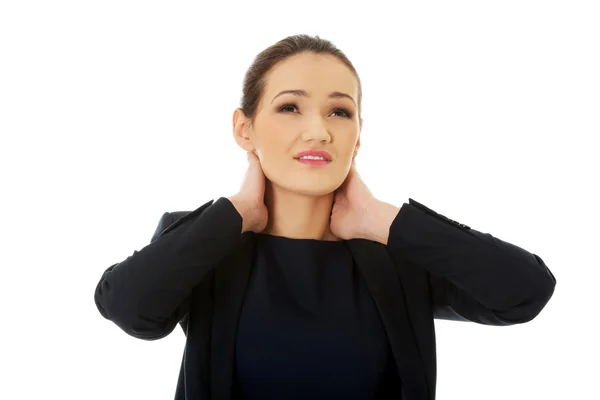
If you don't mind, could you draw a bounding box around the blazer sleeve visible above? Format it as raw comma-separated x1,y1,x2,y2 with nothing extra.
94,197,243,340
386,198,556,326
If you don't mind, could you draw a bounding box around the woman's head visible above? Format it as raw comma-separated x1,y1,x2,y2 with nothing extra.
233,34,363,197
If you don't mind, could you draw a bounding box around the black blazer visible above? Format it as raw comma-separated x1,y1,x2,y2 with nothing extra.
94,197,556,400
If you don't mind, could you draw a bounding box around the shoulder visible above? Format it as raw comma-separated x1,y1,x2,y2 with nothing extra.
168,211,192,221
150,199,216,242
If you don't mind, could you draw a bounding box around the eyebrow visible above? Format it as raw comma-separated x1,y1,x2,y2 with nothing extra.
271,89,356,106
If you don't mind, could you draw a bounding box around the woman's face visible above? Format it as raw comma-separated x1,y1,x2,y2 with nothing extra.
233,52,362,197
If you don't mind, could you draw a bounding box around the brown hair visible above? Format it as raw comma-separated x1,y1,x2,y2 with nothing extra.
239,34,363,130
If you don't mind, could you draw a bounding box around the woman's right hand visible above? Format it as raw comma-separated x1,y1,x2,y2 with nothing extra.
227,151,269,233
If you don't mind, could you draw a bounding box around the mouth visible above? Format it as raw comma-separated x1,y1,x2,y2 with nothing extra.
295,156,331,166
294,150,332,165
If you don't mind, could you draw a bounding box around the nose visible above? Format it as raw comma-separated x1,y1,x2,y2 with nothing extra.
301,120,332,143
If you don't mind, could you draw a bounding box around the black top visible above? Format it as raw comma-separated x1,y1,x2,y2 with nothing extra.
234,233,403,399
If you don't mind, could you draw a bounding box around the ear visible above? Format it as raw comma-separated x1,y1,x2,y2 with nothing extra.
232,108,255,152
354,135,361,159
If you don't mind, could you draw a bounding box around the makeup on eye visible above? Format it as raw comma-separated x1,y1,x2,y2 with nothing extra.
278,103,354,118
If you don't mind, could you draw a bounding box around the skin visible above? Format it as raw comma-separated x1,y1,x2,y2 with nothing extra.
232,52,399,242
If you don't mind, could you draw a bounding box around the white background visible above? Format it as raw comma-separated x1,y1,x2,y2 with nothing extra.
1,1,598,399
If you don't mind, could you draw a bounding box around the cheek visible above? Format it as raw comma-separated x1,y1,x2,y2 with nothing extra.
339,138,359,159
255,132,292,160
255,141,289,178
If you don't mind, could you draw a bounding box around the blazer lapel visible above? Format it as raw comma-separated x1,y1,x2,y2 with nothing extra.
210,233,255,400
348,239,431,400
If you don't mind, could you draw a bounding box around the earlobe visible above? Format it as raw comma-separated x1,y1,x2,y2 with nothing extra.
233,133,255,153
232,108,255,152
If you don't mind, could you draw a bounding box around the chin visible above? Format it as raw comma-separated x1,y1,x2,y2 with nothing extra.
270,174,343,198
289,185,338,197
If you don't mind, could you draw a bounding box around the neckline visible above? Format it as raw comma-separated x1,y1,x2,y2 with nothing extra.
256,232,345,244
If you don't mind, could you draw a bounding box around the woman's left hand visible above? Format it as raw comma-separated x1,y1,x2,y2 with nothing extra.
330,161,379,240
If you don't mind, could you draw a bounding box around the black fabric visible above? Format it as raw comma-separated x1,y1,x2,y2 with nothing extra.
234,233,402,399
94,197,557,400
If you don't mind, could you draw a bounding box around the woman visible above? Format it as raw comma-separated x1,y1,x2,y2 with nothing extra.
94,34,556,400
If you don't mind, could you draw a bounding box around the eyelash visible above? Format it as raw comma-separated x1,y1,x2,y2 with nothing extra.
278,103,353,119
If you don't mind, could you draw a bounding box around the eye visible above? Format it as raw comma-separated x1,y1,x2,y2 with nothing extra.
279,104,298,113
332,108,352,118
278,103,353,119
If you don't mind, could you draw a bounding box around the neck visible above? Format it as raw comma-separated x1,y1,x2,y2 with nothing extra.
262,181,339,241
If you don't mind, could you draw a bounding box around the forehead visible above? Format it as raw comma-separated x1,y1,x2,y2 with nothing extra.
264,52,358,99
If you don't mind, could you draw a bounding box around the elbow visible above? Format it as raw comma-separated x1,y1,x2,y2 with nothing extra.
494,270,557,324
518,258,557,323
94,277,172,341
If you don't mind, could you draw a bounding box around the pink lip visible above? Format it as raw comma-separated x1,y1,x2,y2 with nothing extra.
294,150,332,161
296,158,329,166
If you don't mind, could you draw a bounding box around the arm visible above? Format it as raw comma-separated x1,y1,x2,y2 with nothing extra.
94,197,244,340
369,198,557,325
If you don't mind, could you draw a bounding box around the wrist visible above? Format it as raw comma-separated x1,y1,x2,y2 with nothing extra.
366,200,400,245
227,195,253,233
